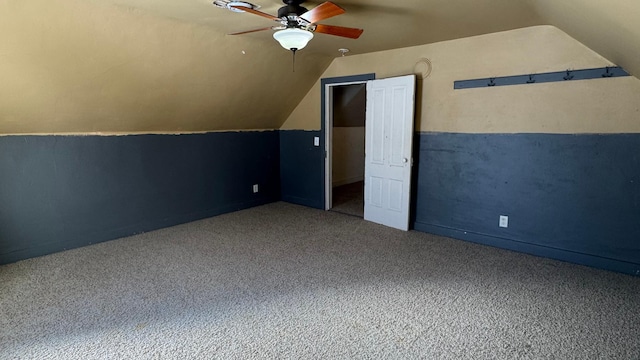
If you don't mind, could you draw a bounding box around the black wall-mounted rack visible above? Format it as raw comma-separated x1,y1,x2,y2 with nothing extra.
454,66,630,90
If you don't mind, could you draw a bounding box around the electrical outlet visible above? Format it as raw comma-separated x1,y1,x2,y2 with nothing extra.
252,184,259,193
314,137,320,147
499,215,509,228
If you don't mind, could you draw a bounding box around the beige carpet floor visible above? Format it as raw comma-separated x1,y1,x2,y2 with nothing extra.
1,202,639,359
331,181,364,217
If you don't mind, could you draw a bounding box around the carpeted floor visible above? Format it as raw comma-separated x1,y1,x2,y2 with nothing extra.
1,202,639,359
331,181,364,217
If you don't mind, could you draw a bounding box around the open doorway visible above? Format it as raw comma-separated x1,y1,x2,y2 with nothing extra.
323,74,416,230
330,83,366,217
321,73,374,216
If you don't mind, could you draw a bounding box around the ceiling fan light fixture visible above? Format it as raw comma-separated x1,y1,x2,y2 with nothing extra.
212,0,228,9
213,1,260,13
273,28,314,51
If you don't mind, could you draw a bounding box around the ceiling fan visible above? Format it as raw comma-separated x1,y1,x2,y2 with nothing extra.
213,0,364,52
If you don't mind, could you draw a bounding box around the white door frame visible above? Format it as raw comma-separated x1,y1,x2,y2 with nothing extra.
323,80,369,210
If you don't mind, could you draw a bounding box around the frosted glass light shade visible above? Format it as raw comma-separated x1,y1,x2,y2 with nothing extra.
273,28,314,50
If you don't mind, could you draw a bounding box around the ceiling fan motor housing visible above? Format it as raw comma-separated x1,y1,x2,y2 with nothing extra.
278,4,308,19
221,0,363,43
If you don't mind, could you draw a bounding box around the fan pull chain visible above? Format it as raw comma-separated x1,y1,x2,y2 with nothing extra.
291,48,297,73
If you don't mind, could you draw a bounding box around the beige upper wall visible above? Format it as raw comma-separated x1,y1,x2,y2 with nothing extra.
281,25,640,134
0,0,330,134
2,0,639,135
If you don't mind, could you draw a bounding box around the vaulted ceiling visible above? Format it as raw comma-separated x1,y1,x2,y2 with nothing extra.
1,0,638,134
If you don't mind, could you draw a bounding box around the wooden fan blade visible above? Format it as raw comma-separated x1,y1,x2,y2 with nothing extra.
300,2,345,24
229,27,274,35
231,5,281,21
314,24,363,39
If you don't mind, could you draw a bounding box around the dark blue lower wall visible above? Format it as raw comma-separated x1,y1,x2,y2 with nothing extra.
0,132,280,264
3,130,639,275
280,130,324,209
413,132,640,275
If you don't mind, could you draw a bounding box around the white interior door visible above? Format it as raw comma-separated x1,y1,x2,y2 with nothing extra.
364,75,416,231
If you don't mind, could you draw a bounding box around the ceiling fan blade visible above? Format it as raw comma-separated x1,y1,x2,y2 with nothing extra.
300,1,345,24
314,24,363,39
228,27,274,35
230,5,281,21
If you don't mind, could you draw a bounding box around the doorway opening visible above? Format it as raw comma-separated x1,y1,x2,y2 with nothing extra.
323,73,416,230
323,75,372,216
329,83,366,217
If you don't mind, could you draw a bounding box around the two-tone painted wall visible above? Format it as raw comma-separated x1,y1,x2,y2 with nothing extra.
281,25,640,275
1,0,329,264
3,25,639,275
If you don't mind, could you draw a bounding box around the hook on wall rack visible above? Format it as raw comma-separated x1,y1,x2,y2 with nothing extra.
563,70,574,80
602,66,615,78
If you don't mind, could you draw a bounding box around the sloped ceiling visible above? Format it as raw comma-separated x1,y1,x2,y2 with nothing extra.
0,0,638,134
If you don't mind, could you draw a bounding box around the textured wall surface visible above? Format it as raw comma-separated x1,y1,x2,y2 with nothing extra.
280,130,324,210
0,132,280,263
0,0,330,134
413,132,640,275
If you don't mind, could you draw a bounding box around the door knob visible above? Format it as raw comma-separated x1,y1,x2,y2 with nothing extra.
402,158,408,163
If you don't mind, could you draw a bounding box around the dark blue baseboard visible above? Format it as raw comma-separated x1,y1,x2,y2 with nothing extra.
0,132,280,264
413,132,640,276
